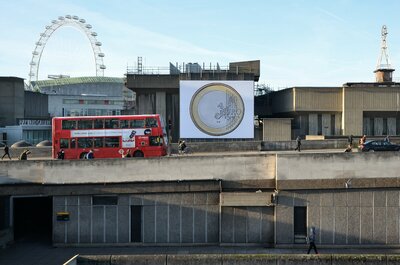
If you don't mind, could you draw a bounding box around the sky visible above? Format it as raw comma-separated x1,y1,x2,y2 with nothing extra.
1,0,400,89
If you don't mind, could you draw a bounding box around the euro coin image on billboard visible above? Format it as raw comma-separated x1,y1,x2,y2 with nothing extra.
190,83,244,136
180,81,254,138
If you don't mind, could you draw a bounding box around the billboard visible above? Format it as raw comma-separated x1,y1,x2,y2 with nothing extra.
180,81,254,138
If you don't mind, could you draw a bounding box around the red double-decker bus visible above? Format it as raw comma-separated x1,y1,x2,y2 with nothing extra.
52,114,168,159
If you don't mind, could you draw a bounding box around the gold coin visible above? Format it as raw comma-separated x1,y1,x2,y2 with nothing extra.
190,83,245,136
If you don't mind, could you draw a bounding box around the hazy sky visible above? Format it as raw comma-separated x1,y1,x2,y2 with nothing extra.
1,0,400,89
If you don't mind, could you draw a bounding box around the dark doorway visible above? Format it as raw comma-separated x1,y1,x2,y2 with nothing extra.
294,206,307,243
13,196,52,242
130,206,142,242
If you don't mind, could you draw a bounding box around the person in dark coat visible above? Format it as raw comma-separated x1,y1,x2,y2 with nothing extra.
86,149,94,159
19,149,31,160
57,149,65,160
348,135,354,148
294,136,301,152
1,144,11,160
307,226,318,254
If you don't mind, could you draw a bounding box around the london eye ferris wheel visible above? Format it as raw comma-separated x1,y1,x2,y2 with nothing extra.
29,15,106,86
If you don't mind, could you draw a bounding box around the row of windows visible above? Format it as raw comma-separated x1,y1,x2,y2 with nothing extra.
63,99,124,105
65,109,122,117
61,118,158,130
59,136,163,149
60,137,120,149
23,130,51,145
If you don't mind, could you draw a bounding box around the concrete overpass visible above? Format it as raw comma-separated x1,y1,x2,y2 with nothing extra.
1,152,400,248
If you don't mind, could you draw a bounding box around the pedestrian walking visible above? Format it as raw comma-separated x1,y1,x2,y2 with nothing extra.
384,135,390,142
86,149,94,159
1,144,11,160
348,134,353,148
57,148,65,160
19,149,31,160
307,226,318,254
294,136,301,152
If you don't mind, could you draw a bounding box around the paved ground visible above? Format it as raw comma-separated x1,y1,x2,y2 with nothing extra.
2,240,400,265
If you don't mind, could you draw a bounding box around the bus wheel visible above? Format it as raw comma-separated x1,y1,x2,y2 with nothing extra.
80,152,88,159
133,151,144,157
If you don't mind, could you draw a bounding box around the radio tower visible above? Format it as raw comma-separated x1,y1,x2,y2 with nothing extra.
374,25,394,82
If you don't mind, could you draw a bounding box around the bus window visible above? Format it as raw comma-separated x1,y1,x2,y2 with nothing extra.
131,119,145,128
94,119,104,129
105,137,119,148
78,138,93,148
71,139,76,148
145,118,158,128
60,139,69,149
105,119,119,129
78,120,93,129
93,137,103,148
149,136,163,146
120,120,129,128
62,120,76,130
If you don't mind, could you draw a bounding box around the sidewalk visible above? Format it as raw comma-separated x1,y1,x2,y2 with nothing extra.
2,241,400,265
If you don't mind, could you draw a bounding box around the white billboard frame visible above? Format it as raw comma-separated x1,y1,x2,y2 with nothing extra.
180,80,254,139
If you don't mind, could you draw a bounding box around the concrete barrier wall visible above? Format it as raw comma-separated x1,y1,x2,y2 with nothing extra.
76,254,400,265
0,154,275,185
3,151,400,185
5,147,51,159
260,139,348,151
277,152,400,181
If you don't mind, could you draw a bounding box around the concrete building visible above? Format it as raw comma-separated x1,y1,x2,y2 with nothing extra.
0,77,51,145
262,81,400,139
0,76,135,145
32,76,134,117
125,60,260,142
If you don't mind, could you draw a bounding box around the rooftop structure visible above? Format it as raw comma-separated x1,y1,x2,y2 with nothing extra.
374,25,395,82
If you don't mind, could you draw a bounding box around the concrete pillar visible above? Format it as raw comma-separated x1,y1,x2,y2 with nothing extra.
308,114,318,135
156,91,166,121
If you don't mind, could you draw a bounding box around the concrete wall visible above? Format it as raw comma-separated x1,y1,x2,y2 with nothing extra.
5,151,400,187
221,206,274,244
276,152,400,184
53,192,220,245
295,87,342,112
276,189,400,246
0,154,276,185
262,119,291,141
76,254,400,265
0,77,24,127
260,139,348,151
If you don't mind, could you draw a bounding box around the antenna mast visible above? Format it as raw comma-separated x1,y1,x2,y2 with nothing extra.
376,25,391,70
374,25,394,82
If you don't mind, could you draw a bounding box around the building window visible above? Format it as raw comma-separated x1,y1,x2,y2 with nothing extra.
92,196,118,205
